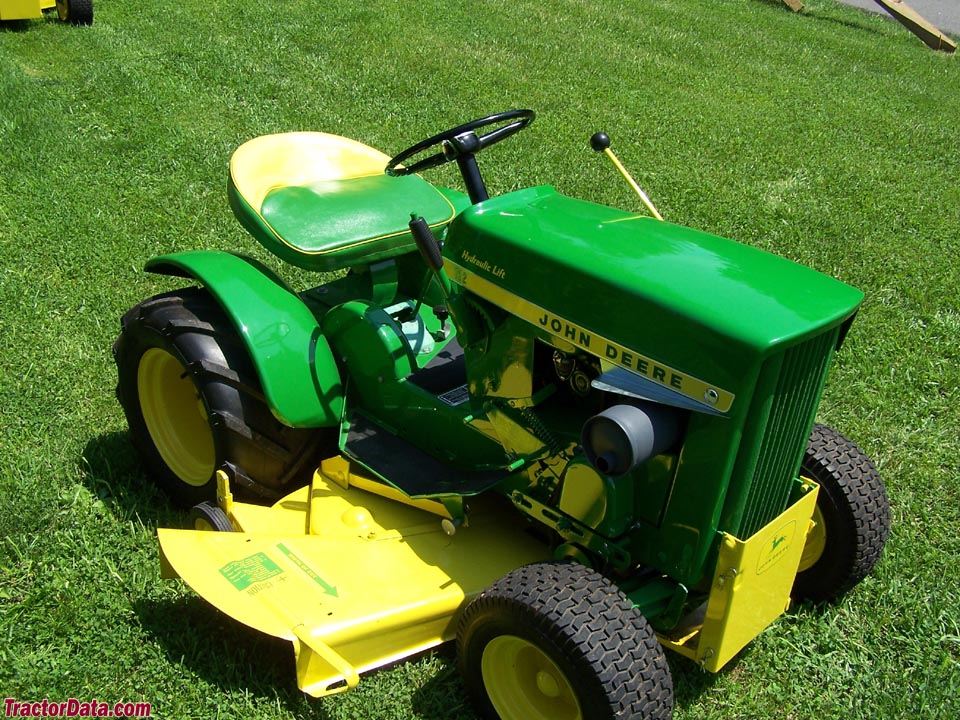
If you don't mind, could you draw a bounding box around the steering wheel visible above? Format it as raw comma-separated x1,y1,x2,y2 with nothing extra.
385,109,535,178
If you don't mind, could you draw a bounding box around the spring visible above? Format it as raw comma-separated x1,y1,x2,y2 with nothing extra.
518,406,564,455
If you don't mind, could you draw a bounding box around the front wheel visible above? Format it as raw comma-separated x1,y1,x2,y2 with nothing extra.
114,288,327,506
457,562,673,720
792,423,890,603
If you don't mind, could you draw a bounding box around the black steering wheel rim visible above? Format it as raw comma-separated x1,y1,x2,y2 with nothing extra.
385,109,535,177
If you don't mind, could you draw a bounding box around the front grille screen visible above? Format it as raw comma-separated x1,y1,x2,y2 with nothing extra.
738,329,838,538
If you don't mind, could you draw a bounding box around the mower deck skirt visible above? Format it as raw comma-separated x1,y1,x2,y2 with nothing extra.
158,468,550,696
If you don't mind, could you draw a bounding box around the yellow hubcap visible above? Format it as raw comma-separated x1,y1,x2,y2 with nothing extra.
138,348,215,487
481,635,582,720
798,504,827,572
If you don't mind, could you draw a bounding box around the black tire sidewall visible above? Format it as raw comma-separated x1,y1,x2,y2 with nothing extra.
792,423,890,602
57,0,93,25
190,501,234,532
794,458,857,598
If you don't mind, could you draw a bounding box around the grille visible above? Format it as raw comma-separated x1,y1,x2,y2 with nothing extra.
737,329,838,538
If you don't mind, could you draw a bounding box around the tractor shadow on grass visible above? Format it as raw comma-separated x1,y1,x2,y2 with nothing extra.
0,20,34,33
86,425,474,717
136,593,479,719
80,431,187,531
83,434,334,715
409,647,728,718
134,595,340,718
669,652,736,709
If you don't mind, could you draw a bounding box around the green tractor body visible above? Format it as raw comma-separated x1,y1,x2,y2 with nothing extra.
442,184,862,587
116,112,889,719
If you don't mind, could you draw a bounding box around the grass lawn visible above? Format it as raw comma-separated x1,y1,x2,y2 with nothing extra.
1,0,958,717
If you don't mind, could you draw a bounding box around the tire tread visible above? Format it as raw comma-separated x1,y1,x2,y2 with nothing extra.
793,423,890,601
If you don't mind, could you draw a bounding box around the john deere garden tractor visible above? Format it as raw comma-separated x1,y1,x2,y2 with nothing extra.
115,110,890,719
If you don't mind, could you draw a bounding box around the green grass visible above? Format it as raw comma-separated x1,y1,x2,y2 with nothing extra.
1,0,958,717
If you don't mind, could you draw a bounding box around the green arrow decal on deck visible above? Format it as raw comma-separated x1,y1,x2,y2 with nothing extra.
276,543,339,597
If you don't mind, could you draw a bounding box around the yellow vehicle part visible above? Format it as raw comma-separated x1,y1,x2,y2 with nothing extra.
158,459,550,696
659,479,819,672
0,0,53,20
796,502,826,572
482,635,582,720
137,347,215,487
230,132,389,210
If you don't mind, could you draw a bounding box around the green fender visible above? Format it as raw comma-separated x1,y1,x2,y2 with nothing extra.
146,250,343,428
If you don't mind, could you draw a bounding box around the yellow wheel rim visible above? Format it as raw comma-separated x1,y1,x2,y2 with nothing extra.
798,504,827,572
138,348,215,487
481,635,582,720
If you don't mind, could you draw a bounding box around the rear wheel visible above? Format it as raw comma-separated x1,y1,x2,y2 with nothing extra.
114,288,327,507
792,423,890,602
457,562,673,720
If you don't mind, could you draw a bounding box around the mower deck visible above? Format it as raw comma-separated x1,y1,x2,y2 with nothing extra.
158,457,550,696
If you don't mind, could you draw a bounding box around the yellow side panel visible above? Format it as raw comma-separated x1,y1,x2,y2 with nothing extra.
0,0,46,20
158,471,550,697
660,480,819,671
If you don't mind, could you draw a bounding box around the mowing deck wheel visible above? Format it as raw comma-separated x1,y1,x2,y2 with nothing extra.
190,501,234,532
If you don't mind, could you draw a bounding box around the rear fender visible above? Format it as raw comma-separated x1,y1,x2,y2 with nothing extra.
146,250,343,428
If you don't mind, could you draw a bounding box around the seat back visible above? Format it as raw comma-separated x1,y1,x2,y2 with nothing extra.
229,132,464,272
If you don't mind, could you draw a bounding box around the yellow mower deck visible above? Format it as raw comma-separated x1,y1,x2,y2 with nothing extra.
158,458,551,697
160,458,820,696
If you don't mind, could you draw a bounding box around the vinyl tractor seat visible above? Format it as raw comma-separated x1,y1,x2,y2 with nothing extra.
228,132,468,272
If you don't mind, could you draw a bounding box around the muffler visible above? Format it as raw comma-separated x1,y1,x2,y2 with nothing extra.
580,401,682,476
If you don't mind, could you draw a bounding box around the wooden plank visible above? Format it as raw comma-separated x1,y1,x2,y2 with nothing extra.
781,0,805,11
872,0,957,52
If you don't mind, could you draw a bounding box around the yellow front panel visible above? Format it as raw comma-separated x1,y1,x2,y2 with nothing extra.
660,480,819,671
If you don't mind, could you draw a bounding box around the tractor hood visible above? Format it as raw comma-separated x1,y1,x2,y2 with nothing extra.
443,186,863,413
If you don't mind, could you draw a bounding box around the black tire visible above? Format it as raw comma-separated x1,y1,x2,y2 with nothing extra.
457,562,673,720
190,501,234,531
56,0,93,25
114,287,328,507
792,423,890,603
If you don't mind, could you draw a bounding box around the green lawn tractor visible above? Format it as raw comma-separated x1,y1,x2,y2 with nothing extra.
115,110,891,719
0,0,92,25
